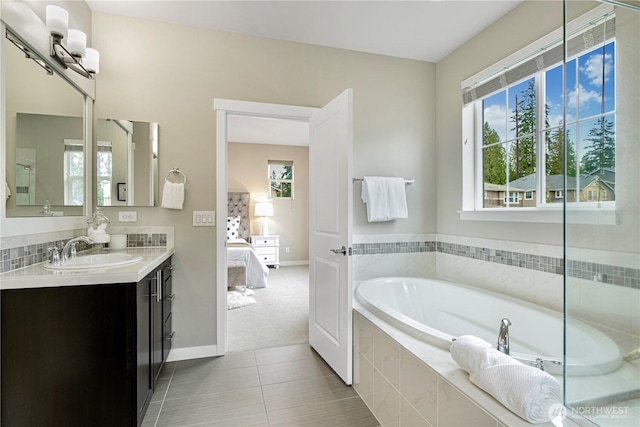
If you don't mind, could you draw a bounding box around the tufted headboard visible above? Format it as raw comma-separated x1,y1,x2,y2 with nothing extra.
227,192,251,241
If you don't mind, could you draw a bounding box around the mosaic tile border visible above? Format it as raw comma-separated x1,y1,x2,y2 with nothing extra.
354,240,640,290
352,241,436,255
0,233,167,274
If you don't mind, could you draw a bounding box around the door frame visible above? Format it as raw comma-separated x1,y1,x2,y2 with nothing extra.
214,99,318,355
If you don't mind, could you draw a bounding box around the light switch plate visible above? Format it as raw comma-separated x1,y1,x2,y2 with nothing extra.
118,211,137,222
193,211,215,227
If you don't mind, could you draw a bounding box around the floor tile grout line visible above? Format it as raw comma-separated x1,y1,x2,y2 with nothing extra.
153,362,177,427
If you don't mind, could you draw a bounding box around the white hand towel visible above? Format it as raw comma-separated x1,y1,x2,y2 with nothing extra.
361,176,408,222
5,181,11,200
161,181,185,210
450,335,561,424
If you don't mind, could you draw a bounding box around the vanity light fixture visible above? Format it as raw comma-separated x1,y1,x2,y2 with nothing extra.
46,5,100,79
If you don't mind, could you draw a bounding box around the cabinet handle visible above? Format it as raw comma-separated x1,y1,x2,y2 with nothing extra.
168,264,176,271
166,331,175,341
165,293,176,301
156,270,162,302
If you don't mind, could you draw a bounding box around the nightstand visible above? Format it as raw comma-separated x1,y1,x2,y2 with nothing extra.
251,235,280,269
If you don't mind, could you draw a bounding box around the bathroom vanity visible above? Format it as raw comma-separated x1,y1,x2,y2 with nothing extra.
0,247,174,427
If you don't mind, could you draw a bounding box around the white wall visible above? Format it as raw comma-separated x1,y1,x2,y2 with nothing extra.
92,12,436,352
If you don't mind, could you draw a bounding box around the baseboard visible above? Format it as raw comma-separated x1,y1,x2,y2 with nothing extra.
279,260,309,267
166,345,219,362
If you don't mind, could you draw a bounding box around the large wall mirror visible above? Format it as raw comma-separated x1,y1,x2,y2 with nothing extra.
96,119,158,207
4,29,86,217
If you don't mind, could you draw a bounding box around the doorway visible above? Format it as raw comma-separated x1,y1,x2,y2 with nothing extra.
214,100,317,356
215,92,354,384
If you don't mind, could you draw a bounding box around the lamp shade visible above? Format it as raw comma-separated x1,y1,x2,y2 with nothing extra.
255,202,274,217
84,48,100,73
46,5,68,38
67,29,87,57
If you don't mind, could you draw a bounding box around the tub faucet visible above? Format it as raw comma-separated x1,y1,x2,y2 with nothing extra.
497,318,511,355
61,236,94,263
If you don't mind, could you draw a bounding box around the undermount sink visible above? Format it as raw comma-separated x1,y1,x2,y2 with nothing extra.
43,253,143,271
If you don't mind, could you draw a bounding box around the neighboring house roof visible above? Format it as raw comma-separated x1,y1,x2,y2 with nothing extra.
484,182,527,192
505,169,615,193
508,174,572,192
580,168,615,192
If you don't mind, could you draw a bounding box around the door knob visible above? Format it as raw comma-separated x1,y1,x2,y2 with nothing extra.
330,246,347,256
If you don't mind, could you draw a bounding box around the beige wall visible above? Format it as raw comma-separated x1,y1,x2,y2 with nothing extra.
436,0,640,254
92,12,436,351
435,0,567,246
228,142,309,263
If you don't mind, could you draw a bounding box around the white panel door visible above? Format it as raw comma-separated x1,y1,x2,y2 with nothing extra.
308,89,353,385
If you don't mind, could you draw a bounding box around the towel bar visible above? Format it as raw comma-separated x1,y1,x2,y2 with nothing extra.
353,177,414,185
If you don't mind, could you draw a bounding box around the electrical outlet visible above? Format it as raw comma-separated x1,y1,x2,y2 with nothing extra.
118,211,137,222
285,247,290,253
193,211,215,227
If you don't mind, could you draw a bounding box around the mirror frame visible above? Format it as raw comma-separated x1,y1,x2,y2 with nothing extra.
1,1,95,237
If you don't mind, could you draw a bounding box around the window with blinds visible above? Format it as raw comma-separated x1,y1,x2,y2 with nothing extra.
461,5,616,213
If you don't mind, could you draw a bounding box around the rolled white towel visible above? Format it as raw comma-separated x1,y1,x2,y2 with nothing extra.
451,335,561,424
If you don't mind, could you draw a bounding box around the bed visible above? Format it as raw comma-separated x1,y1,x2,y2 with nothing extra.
227,192,269,289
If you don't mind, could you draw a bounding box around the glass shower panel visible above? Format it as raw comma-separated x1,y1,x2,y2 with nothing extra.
564,1,640,426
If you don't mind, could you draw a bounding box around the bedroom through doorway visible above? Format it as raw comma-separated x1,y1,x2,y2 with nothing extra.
225,115,311,352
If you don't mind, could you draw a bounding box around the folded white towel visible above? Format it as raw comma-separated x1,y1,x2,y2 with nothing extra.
361,176,408,222
450,335,561,424
161,181,185,210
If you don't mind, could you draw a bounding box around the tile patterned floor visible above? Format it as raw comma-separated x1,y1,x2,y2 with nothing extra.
142,344,380,427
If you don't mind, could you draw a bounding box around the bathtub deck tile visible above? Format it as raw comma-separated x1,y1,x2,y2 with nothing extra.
438,378,498,427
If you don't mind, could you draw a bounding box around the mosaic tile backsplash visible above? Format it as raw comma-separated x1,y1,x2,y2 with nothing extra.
353,240,640,290
1,233,167,273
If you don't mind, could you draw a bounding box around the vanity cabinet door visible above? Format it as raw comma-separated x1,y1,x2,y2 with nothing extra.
162,258,174,361
1,284,136,427
136,276,154,426
151,267,164,385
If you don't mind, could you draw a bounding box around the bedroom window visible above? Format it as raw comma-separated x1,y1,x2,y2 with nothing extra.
268,160,294,199
461,5,616,221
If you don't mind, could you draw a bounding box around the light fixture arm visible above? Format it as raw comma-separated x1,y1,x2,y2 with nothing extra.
49,34,94,79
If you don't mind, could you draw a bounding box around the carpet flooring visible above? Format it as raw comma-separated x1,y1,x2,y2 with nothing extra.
227,265,309,352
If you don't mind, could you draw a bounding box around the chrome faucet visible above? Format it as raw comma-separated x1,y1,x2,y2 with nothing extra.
497,318,511,355
61,236,94,263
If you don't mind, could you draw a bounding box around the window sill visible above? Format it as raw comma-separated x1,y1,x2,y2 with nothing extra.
459,207,617,225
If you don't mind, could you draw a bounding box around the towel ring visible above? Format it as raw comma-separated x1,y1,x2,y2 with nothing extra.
165,168,187,184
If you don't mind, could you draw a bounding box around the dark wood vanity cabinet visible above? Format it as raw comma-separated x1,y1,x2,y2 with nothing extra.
1,256,174,427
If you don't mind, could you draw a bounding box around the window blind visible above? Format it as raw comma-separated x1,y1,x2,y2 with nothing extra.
462,15,615,105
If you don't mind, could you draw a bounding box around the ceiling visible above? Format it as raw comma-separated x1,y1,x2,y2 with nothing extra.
87,0,522,146
87,0,522,63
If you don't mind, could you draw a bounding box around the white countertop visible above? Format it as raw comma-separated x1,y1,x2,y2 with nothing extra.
0,247,175,290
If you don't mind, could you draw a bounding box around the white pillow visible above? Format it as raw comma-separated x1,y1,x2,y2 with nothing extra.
227,216,241,240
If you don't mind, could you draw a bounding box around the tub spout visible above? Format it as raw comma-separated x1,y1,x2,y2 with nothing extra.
497,318,511,355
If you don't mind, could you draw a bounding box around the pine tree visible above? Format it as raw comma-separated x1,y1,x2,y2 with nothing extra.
482,122,506,185
546,126,577,177
580,117,615,174
509,80,538,181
